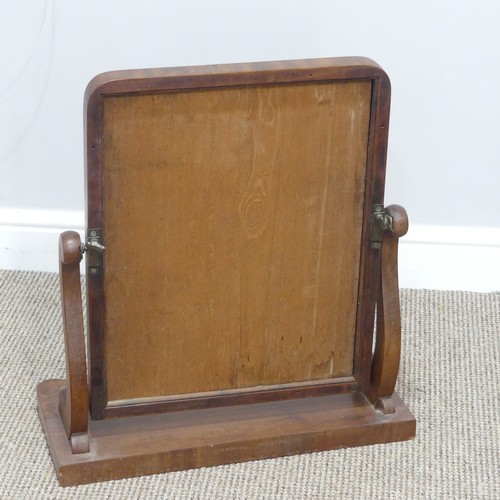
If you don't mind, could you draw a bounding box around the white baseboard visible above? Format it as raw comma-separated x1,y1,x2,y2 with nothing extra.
1,208,499,291
0,208,84,273
399,224,500,291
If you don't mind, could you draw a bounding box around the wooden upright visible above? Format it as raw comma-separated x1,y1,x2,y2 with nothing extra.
37,57,416,486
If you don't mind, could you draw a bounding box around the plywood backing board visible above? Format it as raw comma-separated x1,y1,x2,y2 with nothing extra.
100,80,372,403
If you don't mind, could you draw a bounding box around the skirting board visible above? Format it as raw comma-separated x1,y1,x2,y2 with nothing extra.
399,224,500,291
1,208,499,291
0,208,84,273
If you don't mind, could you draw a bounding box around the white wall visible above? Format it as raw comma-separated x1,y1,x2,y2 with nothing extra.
1,0,499,290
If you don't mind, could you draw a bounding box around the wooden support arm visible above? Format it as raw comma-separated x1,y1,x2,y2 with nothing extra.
367,205,408,414
58,231,89,454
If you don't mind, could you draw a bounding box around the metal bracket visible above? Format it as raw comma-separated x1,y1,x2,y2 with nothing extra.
81,228,105,275
371,204,393,249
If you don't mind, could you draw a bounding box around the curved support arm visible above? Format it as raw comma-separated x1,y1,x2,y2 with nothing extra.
367,205,408,414
58,231,89,453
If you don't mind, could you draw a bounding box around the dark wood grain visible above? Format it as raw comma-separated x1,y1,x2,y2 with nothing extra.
367,205,409,411
84,57,388,105
104,377,357,418
58,231,89,453
84,57,391,418
353,72,392,393
37,58,415,486
38,379,415,486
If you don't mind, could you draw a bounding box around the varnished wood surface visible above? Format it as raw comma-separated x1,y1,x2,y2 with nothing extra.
84,57,387,104
38,59,415,487
84,57,393,417
104,377,357,418
58,231,89,453
38,379,416,487
368,205,409,407
102,81,371,402
352,73,391,392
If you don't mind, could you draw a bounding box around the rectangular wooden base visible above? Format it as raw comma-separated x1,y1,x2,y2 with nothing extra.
38,379,416,487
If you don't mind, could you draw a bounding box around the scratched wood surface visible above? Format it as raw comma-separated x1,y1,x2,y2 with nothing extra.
102,80,371,402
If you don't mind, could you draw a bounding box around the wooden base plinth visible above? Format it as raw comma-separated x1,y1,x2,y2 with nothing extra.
38,380,415,487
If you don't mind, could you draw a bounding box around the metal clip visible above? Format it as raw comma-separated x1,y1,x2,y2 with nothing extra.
83,240,106,254
371,204,393,249
81,229,105,275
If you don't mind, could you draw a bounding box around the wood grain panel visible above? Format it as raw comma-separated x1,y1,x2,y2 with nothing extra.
38,379,416,486
102,80,371,401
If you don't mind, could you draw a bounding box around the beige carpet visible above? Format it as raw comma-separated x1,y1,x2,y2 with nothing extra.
0,269,498,499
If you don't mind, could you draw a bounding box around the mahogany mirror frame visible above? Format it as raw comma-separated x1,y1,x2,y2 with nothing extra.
37,57,416,486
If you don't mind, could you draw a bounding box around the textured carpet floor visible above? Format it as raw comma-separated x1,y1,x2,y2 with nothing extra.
0,269,499,499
